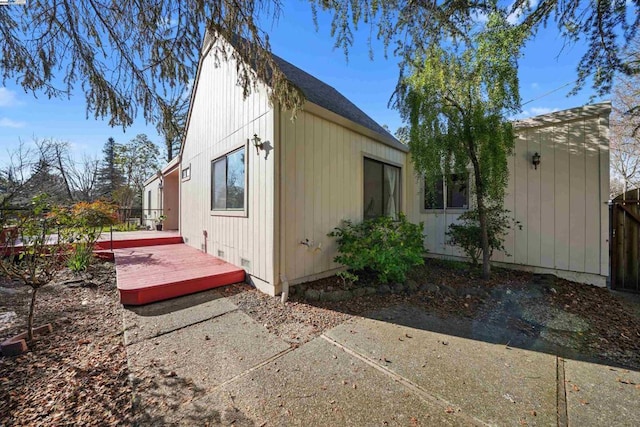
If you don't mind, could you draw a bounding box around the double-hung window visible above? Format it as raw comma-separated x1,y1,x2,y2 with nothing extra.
363,158,401,220
424,173,469,210
211,147,246,211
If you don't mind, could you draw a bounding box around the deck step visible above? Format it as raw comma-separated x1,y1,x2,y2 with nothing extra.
114,244,245,305
95,235,183,251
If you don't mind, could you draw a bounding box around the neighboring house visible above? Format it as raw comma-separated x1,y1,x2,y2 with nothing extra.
143,156,180,230
144,34,611,295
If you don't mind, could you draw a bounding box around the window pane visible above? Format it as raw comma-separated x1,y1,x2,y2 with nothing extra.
383,165,400,219
447,174,469,208
226,148,245,209
363,159,384,219
424,177,444,209
212,158,227,209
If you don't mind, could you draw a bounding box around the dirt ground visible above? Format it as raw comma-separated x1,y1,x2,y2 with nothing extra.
285,259,640,370
0,262,132,426
1,258,639,425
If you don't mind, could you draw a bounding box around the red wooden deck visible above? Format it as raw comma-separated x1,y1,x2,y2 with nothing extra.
95,230,183,251
114,243,245,305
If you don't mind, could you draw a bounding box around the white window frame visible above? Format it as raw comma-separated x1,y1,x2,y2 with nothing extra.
423,173,470,212
210,144,248,218
181,164,191,181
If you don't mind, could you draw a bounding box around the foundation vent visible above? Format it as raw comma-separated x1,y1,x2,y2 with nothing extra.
240,258,251,270
217,250,225,258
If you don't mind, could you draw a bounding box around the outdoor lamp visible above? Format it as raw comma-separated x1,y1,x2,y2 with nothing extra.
252,134,264,155
532,152,541,170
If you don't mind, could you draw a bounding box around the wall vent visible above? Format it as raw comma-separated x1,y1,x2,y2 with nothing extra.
240,258,251,270
217,250,225,258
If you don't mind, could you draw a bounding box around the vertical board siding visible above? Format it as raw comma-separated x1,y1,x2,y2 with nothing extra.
409,112,609,278
554,123,571,270
599,116,611,276
539,125,556,269
568,120,587,272
514,130,529,264
527,128,542,267
180,46,275,287
584,118,602,274
280,110,407,283
143,180,161,229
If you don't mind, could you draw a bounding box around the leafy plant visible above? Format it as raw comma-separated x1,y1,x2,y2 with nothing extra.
0,194,70,342
67,242,93,272
51,200,118,272
446,206,520,266
328,213,425,284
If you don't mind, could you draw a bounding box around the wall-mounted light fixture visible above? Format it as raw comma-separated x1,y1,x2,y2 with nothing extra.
252,134,264,155
532,152,541,170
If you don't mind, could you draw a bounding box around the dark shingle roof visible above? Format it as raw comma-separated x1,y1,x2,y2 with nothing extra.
271,54,405,151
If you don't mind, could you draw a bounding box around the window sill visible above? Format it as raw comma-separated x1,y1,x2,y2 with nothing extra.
421,208,469,214
210,210,248,218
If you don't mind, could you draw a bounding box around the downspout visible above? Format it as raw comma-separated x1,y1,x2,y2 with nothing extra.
276,105,289,303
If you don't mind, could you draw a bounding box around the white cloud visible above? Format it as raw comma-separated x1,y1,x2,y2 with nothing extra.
507,0,540,25
0,117,26,128
0,87,21,107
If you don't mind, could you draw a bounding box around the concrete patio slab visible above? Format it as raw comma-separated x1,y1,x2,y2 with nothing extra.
325,311,557,426
188,337,470,426
564,359,640,427
127,310,290,423
123,288,238,345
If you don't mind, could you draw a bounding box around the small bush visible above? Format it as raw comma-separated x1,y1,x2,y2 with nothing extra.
67,242,93,272
328,213,425,284
446,206,520,265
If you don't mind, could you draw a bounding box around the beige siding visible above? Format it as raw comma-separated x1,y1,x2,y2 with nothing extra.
163,171,179,230
143,177,162,229
406,104,610,282
278,109,407,285
180,43,276,291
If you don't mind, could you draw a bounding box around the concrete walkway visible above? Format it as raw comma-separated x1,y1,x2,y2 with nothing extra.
123,290,640,426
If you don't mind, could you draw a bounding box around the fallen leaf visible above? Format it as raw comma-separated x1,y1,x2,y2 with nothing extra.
572,384,580,392
445,407,455,414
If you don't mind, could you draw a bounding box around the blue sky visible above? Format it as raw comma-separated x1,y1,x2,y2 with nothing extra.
0,3,607,167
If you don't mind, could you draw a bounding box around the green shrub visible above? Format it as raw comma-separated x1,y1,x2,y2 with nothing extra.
328,213,425,284
67,242,93,272
446,206,520,265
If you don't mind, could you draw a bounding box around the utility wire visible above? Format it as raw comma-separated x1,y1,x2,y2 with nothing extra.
520,79,579,107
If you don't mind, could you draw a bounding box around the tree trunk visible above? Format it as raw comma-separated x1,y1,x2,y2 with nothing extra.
27,287,38,342
466,130,491,279
477,198,491,279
